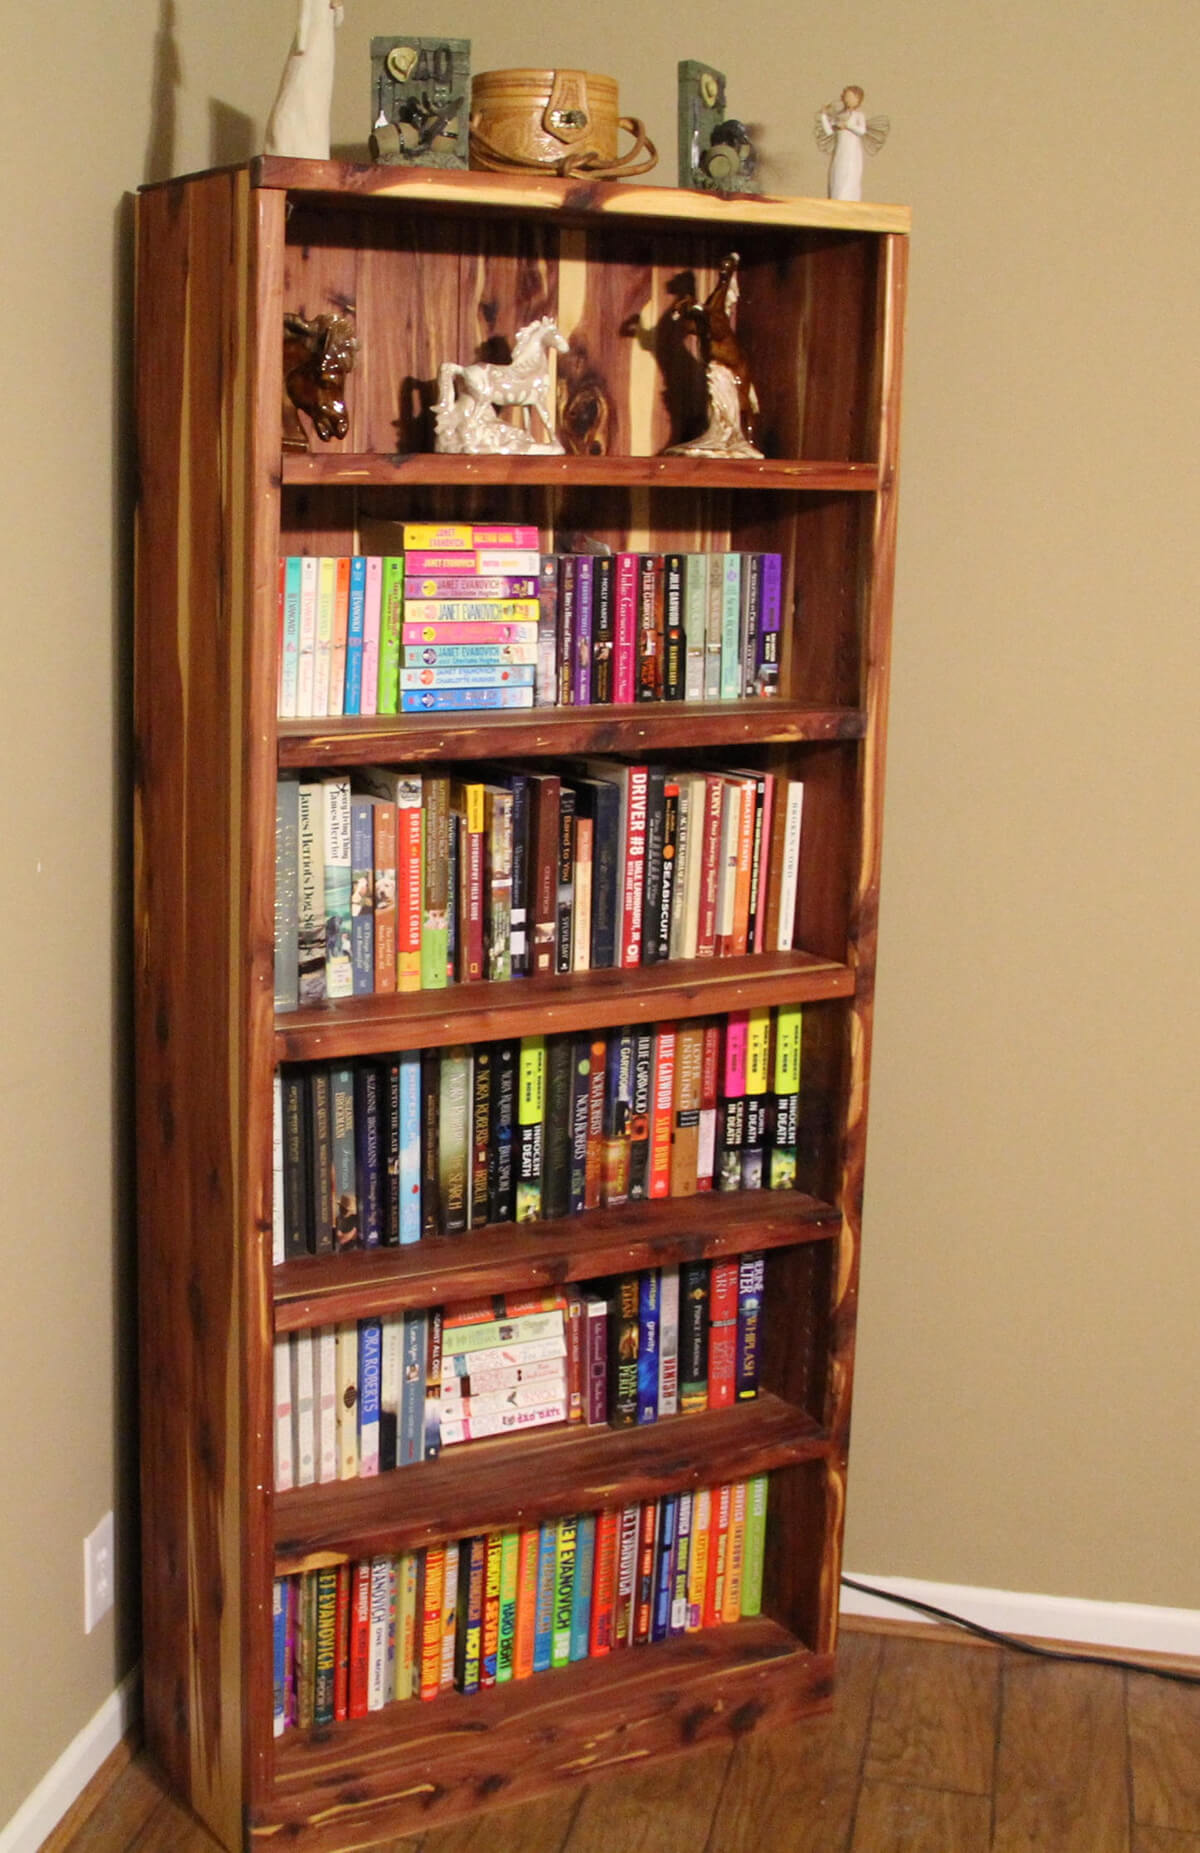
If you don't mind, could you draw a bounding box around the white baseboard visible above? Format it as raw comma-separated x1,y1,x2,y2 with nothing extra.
841,1571,1200,1661
0,1667,141,1853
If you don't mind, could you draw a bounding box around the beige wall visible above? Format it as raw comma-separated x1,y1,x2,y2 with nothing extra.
2,0,1196,1828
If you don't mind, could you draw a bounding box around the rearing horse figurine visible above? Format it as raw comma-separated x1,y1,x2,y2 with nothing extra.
434,317,569,454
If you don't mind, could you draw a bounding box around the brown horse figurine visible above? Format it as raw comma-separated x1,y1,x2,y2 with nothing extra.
282,312,358,448
667,252,762,457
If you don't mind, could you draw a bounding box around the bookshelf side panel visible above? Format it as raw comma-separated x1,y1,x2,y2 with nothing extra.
134,169,263,1850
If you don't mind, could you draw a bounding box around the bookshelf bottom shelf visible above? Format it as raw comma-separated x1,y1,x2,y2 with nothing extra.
261,1618,831,1848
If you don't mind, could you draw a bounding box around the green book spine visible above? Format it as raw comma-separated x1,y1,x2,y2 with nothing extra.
552,1515,578,1667
740,1473,769,1617
496,1530,520,1682
377,556,404,714
516,1035,546,1223
720,553,743,701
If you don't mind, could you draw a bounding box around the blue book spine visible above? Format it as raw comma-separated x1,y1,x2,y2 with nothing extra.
357,1319,382,1467
350,799,375,995
400,686,535,712
398,1310,427,1465
573,556,593,706
344,555,367,715
532,1521,557,1673
651,1494,677,1643
569,1514,595,1662
637,1270,661,1424
272,1578,287,1736
400,664,536,688
398,1052,421,1245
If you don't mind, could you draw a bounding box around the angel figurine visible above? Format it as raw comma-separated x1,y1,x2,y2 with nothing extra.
265,0,345,161
815,86,890,202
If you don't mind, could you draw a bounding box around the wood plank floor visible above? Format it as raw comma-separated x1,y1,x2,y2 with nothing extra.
52,1625,1200,1852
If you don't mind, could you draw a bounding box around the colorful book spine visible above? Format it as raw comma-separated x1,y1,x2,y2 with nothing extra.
454,1537,486,1693
756,552,782,694
322,776,353,998
516,1035,545,1223
404,549,542,576
552,1515,578,1668
770,1002,803,1189
679,1259,710,1413
636,1270,660,1425
402,523,540,550
590,1509,619,1655
736,1254,765,1400
609,1274,640,1427
570,1514,596,1661
402,620,539,645
402,686,535,712
532,1521,557,1673
741,1474,768,1616
513,1527,540,1679
741,1007,771,1190
377,556,404,714
708,1264,739,1410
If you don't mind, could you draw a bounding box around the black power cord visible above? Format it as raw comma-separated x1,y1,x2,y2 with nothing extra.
841,1575,1200,1687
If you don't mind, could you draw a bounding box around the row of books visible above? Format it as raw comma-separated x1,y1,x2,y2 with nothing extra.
274,1473,769,1731
275,763,804,1009
277,526,784,720
271,1009,804,1259
275,1259,764,1491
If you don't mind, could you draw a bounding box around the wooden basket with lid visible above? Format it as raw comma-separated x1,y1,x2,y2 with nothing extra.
469,68,657,177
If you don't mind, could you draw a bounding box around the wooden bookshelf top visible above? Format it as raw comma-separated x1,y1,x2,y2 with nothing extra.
274,948,856,1061
247,157,912,236
273,1188,840,1331
274,1391,828,1570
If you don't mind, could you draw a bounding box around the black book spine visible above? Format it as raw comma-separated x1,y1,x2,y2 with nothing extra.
591,554,615,703
542,1034,573,1220
741,552,762,697
608,1274,640,1426
509,774,531,978
743,775,767,955
471,1047,492,1228
555,787,576,976
655,781,680,962
420,1049,441,1237
490,1040,518,1224
354,1062,383,1248
307,1067,333,1254
640,767,668,965
627,1030,654,1199
281,1067,310,1258
678,1259,710,1412
567,1033,593,1213
663,552,686,701
588,781,620,970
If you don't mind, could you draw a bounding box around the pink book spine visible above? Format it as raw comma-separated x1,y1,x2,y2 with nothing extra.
360,556,382,718
401,621,538,644
723,1011,749,1098
468,525,540,548
614,555,639,704
753,773,775,953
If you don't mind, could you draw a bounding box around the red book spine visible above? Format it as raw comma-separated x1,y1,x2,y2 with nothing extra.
348,1560,371,1718
613,1503,640,1647
589,1510,620,1656
620,767,649,969
636,554,664,701
704,1484,732,1626
649,1024,677,1199
565,1287,584,1425
708,1261,740,1407
333,1562,351,1721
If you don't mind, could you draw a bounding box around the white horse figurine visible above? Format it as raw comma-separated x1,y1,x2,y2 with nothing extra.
265,0,344,161
434,317,569,454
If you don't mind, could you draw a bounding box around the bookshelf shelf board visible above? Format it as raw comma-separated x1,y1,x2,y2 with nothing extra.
262,1620,833,1849
274,949,856,1063
273,1188,840,1332
277,700,867,768
280,450,881,492
274,1392,827,1572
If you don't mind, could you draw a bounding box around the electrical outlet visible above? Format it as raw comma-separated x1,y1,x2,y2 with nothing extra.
84,1511,115,1633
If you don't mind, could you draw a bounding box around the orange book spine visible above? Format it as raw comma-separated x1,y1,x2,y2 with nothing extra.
480,1533,503,1687
649,1024,676,1200
687,1487,711,1630
419,1545,445,1699
589,1510,620,1655
704,1483,732,1626
513,1526,540,1678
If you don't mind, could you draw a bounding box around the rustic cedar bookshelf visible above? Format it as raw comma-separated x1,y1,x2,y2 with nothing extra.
133,157,907,1852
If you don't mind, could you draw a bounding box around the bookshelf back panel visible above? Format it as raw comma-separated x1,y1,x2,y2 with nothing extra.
762,1459,838,1650
282,203,881,465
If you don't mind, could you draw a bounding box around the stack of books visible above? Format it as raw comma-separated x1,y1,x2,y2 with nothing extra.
271,1008,806,1261
276,536,784,717
274,764,805,1008
273,1472,770,1730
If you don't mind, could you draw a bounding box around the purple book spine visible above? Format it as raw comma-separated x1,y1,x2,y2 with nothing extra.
585,1295,609,1424
756,552,782,695
573,556,593,707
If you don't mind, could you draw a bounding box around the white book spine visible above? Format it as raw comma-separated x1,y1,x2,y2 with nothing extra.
448,1334,568,1375
273,1337,294,1492
313,556,336,717
315,1325,338,1484
440,1397,568,1446
296,555,318,718
380,1314,402,1464
774,780,805,951
658,1264,680,1417
440,1371,567,1418
441,1356,565,1396
715,780,742,946
572,833,593,972
367,1556,391,1712
291,1332,315,1488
